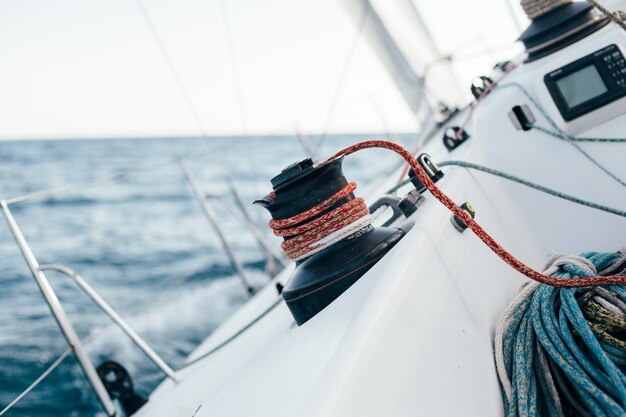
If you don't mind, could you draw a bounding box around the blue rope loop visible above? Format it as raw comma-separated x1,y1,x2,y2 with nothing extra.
500,249,626,417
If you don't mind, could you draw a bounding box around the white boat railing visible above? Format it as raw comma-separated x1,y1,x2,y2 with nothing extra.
37,263,179,383
0,152,287,415
0,199,119,416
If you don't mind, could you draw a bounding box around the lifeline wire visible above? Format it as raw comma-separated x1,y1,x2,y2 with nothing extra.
4,154,211,206
495,250,626,417
136,295,284,386
329,140,626,287
0,347,74,417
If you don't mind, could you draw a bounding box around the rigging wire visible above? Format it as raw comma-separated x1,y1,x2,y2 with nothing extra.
220,0,248,134
4,159,179,205
180,296,282,369
132,0,234,183
315,1,371,154
268,38,516,144
0,347,74,417
3,155,207,206
133,0,209,138
4,2,625,403
0,252,258,412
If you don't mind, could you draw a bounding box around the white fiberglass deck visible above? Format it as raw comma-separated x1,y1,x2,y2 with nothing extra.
136,22,626,417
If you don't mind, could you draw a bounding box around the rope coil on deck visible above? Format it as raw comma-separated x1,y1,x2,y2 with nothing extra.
495,249,626,416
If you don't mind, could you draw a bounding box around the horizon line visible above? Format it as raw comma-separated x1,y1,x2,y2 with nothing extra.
0,131,416,143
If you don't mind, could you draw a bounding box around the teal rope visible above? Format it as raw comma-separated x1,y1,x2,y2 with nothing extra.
386,161,626,218
501,250,626,417
497,82,626,187
386,178,411,195
528,123,626,143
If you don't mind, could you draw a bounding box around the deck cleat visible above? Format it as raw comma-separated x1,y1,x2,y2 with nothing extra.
442,126,470,151
408,153,444,193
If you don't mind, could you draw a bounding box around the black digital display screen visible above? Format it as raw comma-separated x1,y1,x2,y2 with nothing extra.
544,44,626,121
555,64,608,108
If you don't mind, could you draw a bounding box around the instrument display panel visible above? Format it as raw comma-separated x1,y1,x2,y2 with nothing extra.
544,44,626,121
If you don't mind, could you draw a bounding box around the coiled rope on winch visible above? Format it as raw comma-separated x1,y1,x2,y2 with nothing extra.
495,249,626,417
266,140,626,286
324,140,626,287
268,182,380,261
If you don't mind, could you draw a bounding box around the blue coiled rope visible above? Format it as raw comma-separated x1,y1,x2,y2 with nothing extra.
498,249,626,417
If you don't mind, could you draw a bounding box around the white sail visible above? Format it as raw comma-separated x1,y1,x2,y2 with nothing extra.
338,0,464,126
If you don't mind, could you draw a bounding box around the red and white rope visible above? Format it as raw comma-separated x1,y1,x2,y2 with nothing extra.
269,182,380,261
327,140,626,288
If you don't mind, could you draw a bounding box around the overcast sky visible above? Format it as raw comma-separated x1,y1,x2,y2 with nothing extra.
0,0,526,139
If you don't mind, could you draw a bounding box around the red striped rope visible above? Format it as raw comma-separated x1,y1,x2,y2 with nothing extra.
269,182,370,260
328,140,626,288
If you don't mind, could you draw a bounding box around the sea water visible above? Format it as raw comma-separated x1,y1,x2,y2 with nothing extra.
0,134,413,416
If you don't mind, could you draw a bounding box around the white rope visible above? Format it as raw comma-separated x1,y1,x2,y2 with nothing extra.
493,253,596,402
290,207,386,262
541,252,597,276
0,347,73,416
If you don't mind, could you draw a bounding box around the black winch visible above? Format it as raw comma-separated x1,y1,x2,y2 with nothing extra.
519,0,609,62
255,157,410,325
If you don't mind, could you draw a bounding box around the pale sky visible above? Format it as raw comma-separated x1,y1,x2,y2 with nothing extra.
0,0,526,139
